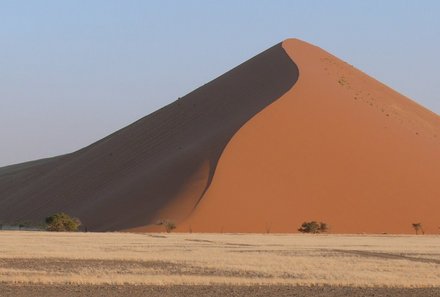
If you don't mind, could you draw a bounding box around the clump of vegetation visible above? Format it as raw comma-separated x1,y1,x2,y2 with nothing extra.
156,219,176,233
45,213,81,232
337,76,347,86
298,221,328,234
412,223,424,235
265,222,272,234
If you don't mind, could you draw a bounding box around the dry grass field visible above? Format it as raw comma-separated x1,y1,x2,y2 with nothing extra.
0,231,440,289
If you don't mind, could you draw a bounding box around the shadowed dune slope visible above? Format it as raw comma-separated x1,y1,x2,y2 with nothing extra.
183,39,440,234
0,43,299,231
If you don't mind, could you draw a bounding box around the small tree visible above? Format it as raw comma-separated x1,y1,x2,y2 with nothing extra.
412,223,424,235
45,213,81,232
319,222,329,233
298,221,328,234
156,219,176,233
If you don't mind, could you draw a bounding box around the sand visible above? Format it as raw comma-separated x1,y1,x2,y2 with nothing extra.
1,38,439,233
0,43,298,231
2,285,439,297
183,39,440,234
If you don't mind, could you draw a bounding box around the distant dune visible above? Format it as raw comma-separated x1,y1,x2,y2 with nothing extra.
1,39,439,233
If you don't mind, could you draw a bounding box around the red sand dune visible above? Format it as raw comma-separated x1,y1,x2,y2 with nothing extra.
182,39,440,234
1,39,439,233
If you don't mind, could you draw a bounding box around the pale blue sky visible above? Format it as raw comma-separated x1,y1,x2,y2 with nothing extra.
1,1,439,167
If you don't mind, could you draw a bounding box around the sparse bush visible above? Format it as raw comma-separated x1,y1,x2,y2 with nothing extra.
318,222,329,233
19,221,34,229
156,219,176,233
412,223,424,235
298,221,328,234
45,213,81,232
265,222,272,234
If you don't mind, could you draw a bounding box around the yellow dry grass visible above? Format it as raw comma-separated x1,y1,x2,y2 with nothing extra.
0,231,439,287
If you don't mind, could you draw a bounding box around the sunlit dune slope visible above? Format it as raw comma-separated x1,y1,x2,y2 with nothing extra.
183,39,440,234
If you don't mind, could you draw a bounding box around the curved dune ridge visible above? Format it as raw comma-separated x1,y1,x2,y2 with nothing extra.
1,39,439,233
182,39,440,234
0,43,298,231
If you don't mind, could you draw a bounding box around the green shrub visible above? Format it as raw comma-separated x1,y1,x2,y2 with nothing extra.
45,213,81,232
156,219,176,233
298,221,328,234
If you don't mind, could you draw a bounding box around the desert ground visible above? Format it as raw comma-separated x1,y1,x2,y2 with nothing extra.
0,231,439,296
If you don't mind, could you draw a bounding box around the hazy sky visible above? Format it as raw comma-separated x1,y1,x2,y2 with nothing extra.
1,1,439,167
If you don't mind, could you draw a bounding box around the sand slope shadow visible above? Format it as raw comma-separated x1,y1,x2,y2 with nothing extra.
0,43,299,231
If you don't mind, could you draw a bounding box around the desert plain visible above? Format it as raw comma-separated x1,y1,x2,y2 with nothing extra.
0,231,439,296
